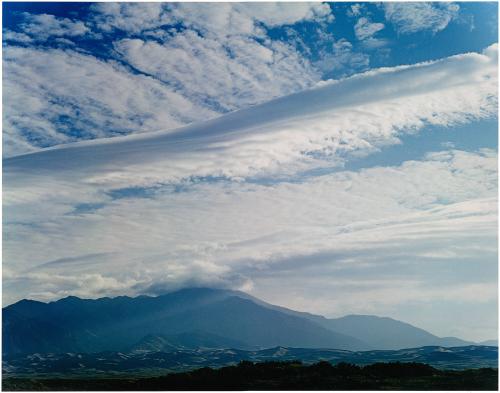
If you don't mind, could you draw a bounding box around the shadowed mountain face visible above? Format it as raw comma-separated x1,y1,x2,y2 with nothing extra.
3,288,475,356
129,331,251,353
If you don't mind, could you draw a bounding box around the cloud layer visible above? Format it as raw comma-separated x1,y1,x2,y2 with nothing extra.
4,149,497,339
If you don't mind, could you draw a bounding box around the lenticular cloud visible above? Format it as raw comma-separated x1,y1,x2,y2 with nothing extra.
5,45,497,192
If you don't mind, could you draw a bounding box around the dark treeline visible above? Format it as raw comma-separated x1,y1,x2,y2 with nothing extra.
3,360,498,391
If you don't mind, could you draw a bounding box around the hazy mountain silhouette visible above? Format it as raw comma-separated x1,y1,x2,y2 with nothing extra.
315,315,473,350
479,339,498,346
3,288,476,356
221,289,473,349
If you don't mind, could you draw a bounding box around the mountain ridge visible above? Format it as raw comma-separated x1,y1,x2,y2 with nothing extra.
3,287,479,356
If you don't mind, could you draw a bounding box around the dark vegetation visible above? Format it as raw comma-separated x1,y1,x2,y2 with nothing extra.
3,361,497,391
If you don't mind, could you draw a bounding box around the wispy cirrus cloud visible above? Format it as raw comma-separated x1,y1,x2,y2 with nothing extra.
383,2,460,35
90,2,333,36
347,4,364,18
2,12,92,44
89,2,173,34
114,32,318,113
354,17,385,41
2,46,218,157
18,12,91,39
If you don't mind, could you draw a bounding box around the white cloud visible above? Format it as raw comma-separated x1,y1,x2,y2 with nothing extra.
90,2,333,37
3,36,320,156
3,46,217,157
383,2,460,35
171,3,258,37
354,17,385,41
4,3,336,157
6,45,496,188
360,37,390,50
90,3,174,34
347,4,363,18
114,32,319,113
106,3,332,112
2,30,34,43
17,12,91,40
315,38,370,75
235,2,334,27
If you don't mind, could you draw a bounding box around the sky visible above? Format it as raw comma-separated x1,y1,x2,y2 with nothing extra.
2,2,498,342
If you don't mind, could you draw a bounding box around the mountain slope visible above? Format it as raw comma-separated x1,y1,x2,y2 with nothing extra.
129,331,252,352
228,291,474,350
166,296,366,350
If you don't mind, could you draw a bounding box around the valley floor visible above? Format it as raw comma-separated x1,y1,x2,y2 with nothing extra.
2,361,497,391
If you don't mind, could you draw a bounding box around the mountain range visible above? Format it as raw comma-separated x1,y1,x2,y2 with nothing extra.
4,287,488,358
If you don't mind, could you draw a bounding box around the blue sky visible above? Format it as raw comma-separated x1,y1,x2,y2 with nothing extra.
2,2,498,341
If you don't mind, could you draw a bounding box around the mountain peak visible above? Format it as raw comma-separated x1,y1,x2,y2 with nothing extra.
55,295,82,303
162,287,231,296
13,298,44,306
